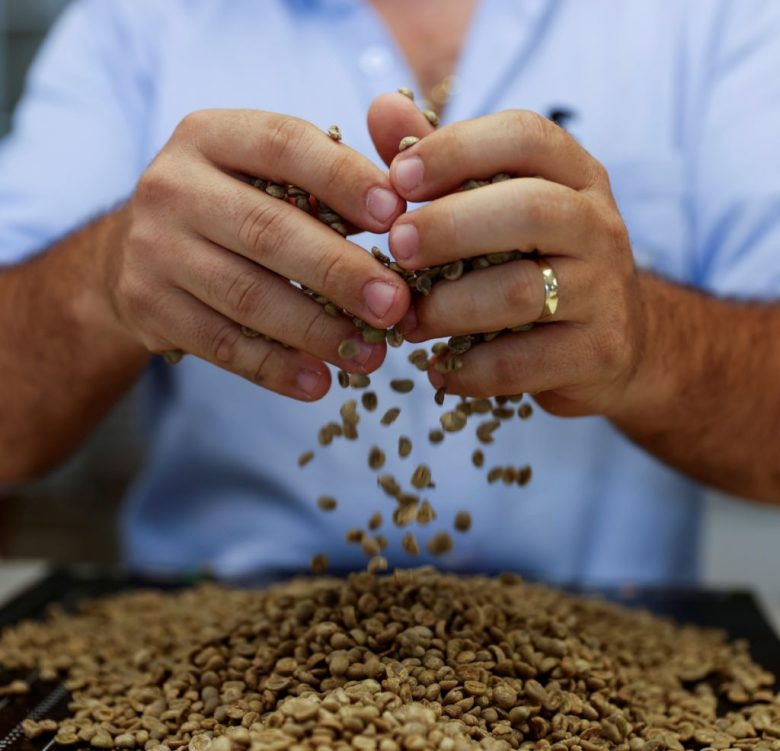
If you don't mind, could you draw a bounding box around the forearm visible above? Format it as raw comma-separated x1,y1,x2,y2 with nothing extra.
0,208,148,483
608,273,780,503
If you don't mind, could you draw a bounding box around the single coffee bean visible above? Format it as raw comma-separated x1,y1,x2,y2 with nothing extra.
518,403,534,419
240,325,260,338
390,379,415,394
402,532,420,555
368,446,386,471
417,500,437,524
454,511,472,533
298,451,315,468
440,410,467,433
338,339,360,359
426,531,453,556
361,391,378,412
310,553,329,574
423,109,440,127
349,373,371,389
411,464,432,489
163,349,184,365
428,429,444,444
380,407,401,426
317,496,338,512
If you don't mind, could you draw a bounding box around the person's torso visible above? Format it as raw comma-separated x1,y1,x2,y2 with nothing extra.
122,0,708,583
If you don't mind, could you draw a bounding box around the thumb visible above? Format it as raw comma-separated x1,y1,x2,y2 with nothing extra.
368,92,437,168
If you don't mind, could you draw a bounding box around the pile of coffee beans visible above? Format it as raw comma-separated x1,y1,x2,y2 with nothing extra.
2,569,778,751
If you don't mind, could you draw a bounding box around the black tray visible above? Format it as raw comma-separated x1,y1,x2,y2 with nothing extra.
1,567,779,751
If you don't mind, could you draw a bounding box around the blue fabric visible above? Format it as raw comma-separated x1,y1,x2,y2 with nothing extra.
2,0,779,584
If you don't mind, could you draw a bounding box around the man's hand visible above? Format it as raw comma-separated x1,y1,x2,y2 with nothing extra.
369,94,780,502
370,97,645,417
102,109,410,401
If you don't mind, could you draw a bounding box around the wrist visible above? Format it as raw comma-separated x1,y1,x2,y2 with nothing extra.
72,206,149,357
603,273,688,428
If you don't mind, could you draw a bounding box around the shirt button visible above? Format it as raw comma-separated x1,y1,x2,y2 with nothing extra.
359,45,393,77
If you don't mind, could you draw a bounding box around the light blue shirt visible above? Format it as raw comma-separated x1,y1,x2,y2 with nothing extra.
2,0,780,584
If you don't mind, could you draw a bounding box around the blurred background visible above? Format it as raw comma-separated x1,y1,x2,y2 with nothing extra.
0,0,778,589
0,0,141,563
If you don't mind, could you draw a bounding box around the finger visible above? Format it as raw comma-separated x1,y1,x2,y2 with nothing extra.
388,110,603,202
367,92,436,167
389,177,595,270
144,289,331,401
176,109,405,232
401,257,582,342
428,323,591,399
170,236,387,373
179,165,411,329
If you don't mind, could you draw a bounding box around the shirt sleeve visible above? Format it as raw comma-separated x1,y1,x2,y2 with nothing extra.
689,0,780,298
0,0,154,267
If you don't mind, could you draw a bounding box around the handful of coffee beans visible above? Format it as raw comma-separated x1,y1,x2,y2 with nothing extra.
292,111,536,571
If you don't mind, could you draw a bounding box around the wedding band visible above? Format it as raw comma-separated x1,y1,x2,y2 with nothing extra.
536,259,559,320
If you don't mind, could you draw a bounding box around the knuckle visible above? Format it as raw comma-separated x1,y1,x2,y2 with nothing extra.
437,200,460,250
116,276,144,319
209,321,242,364
238,199,289,260
589,156,610,187
433,126,465,170
604,212,630,251
264,116,310,167
136,160,181,207
492,349,519,387
116,270,155,322
322,148,355,197
224,267,268,319
251,345,277,385
124,210,156,247
174,109,211,141
433,284,476,325
501,263,537,312
522,189,554,229
313,248,347,297
508,109,549,148
300,309,327,352
592,322,628,374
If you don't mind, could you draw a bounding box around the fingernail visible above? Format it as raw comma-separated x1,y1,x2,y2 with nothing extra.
394,156,424,194
296,368,323,398
390,223,418,261
366,187,401,224
351,339,376,367
363,280,398,320
399,306,417,335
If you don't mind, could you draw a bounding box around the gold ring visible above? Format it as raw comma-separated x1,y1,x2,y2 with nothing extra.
536,258,559,320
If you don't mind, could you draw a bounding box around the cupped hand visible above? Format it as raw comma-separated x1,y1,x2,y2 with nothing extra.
368,95,645,417
102,109,411,401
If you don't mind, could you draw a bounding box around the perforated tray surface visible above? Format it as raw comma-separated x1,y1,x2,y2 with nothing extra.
2,567,779,751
